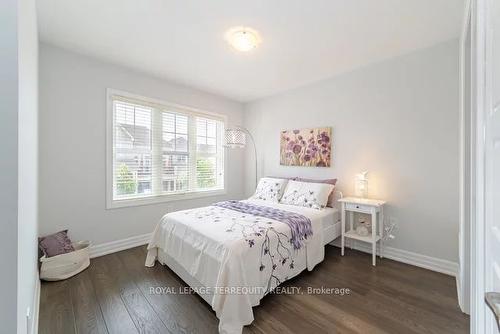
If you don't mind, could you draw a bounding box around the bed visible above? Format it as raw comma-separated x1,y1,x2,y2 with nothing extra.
145,195,341,334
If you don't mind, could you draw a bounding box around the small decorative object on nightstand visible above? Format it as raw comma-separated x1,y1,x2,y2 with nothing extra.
338,197,386,266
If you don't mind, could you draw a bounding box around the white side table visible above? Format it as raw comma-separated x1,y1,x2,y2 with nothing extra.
338,197,386,266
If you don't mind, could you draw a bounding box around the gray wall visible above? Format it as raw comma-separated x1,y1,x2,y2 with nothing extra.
18,0,39,332
0,0,39,333
39,40,460,263
0,1,19,332
39,44,246,245
244,40,460,262
459,21,471,313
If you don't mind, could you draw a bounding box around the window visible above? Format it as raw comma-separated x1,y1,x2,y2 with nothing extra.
107,90,225,208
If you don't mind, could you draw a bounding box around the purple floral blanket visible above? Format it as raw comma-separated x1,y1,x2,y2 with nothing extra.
213,200,313,250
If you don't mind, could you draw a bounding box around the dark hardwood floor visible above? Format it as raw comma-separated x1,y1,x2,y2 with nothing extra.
39,245,469,334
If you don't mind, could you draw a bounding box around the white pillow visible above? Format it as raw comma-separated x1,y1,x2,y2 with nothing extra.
280,180,334,210
250,177,288,203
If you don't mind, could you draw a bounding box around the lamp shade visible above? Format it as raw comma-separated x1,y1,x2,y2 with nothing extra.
354,171,368,198
224,128,246,148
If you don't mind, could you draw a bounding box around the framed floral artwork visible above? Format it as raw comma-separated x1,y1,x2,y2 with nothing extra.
280,127,332,167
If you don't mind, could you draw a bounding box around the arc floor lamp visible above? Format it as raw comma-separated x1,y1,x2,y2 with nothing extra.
223,126,258,188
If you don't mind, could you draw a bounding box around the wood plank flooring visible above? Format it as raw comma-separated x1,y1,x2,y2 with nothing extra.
39,245,469,334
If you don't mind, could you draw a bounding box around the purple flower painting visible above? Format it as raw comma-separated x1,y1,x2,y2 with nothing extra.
280,127,332,167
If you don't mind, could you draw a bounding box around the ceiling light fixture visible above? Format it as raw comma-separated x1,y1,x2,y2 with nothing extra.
225,27,261,52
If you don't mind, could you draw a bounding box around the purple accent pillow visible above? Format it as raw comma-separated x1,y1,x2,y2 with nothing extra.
38,230,75,257
296,178,338,207
296,177,337,185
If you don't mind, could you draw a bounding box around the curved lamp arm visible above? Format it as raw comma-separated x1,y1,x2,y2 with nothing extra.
224,126,258,189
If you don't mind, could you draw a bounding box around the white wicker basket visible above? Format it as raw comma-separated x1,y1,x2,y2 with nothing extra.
40,240,91,281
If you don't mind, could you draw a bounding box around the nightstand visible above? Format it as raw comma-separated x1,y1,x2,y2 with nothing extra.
338,197,386,266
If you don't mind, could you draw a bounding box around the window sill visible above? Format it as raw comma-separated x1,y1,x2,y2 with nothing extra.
106,189,227,209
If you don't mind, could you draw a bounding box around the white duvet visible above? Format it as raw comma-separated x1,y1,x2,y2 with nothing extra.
145,199,332,334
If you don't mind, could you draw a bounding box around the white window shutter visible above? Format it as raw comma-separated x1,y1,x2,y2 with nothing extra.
110,95,225,202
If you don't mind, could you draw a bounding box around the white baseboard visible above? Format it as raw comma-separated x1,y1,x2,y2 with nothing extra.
330,239,458,276
31,276,40,334
88,233,457,276
90,233,152,258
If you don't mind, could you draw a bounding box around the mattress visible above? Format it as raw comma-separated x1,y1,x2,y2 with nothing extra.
319,207,341,245
320,207,340,229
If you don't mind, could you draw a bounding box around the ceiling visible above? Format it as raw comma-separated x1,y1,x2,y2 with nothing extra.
37,0,464,102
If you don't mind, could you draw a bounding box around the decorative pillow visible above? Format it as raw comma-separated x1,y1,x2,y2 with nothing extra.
250,177,288,203
280,180,334,210
267,176,298,181
296,178,337,207
38,230,75,257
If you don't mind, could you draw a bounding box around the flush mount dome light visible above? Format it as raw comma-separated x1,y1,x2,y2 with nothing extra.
225,27,261,52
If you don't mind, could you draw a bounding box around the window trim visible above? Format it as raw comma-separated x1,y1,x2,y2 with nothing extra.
106,89,227,209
